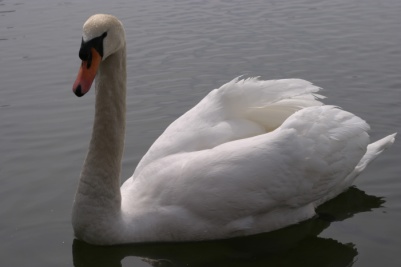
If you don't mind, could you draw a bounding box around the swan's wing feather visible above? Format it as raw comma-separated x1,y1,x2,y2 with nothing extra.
125,106,370,232
133,77,323,177
278,105,370,205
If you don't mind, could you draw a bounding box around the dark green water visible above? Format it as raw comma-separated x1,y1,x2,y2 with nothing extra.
1,0,400,266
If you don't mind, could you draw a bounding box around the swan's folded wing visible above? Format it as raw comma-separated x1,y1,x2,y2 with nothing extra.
126,106,370,232
175,106,368,212
133,77,322,178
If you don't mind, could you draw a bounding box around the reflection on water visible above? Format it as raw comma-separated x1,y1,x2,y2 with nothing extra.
73,187,383,267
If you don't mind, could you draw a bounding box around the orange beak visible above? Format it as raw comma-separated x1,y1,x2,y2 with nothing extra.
72,48,102,97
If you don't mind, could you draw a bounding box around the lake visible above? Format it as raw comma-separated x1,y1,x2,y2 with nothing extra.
0,0,400,266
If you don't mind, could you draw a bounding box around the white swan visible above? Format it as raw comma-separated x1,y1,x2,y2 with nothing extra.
71,14,396,245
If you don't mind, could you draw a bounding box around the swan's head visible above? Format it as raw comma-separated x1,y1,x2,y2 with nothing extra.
72,14,125,97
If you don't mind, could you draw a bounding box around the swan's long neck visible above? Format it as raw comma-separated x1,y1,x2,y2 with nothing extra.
73,46,127,237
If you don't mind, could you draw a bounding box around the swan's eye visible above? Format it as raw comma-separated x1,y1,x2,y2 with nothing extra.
78,32,108,63
92,32,107,58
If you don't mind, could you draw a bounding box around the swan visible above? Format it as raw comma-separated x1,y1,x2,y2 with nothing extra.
71,14,396,245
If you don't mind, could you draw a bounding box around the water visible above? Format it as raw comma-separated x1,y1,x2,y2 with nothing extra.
0,0,400,266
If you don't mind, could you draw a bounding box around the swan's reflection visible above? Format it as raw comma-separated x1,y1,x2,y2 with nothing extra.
72,187,384,267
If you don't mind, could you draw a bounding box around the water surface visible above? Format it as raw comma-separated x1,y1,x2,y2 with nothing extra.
1,0,400,266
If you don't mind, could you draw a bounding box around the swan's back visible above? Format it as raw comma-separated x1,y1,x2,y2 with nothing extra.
133,77,324,178
120,77,395,242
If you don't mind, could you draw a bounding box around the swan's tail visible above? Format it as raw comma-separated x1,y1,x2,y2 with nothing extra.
355,133,397,173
